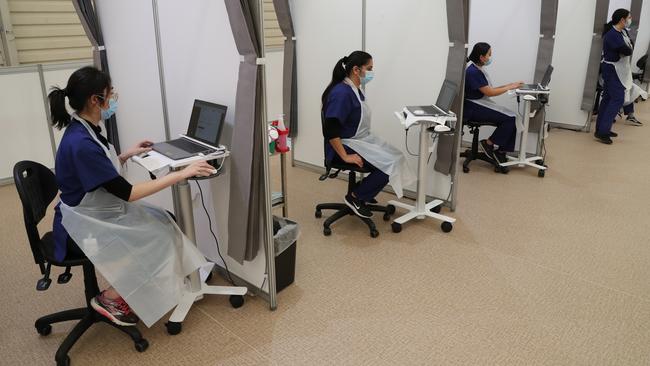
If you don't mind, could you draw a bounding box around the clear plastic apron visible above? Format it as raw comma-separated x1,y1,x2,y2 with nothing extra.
465,62,517,118
340,78,415,198
604,30,648,105
60,115,211,327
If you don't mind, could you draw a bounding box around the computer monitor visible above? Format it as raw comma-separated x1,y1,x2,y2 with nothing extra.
436,79,459,112
186,99,227,146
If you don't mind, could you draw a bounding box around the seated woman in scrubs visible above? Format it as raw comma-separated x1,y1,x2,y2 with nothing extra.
48,67,214,326
321,51,414,218
464,42,523,164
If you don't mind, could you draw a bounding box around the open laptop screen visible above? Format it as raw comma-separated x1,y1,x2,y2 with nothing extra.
186,99,227,146
436,79,458,112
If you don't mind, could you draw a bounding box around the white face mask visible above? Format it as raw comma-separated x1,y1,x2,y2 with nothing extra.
626,18,633,28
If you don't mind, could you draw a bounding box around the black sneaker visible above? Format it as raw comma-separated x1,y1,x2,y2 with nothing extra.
91,291,139,326
594,133,613,145
609,131,618,137
344,194,373,218
493,150,507,164
626,116,643,126
479,139,497,163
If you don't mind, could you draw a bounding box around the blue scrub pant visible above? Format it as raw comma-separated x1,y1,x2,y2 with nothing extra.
331,145,389,202
596,63,625,135
464,101,517,152
623,102,634,115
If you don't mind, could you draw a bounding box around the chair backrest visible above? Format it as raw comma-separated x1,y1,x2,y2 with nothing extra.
13,161,58,265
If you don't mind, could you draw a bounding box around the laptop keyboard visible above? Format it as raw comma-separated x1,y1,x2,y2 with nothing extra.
167,138,213,153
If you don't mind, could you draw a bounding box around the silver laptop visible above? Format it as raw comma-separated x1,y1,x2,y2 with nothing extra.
407,79,458,117
521,65,554,90
153,99,227,160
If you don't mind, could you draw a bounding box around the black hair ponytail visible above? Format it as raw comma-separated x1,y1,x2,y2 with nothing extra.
467,42,491,65
603,8,631,35
321,50,372,109
48,66,112,130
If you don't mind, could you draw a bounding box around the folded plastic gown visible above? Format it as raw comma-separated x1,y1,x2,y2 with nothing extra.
61,188,212,327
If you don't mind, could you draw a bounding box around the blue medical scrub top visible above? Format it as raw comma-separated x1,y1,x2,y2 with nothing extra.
465,63,489,100
323,82,364,162
602,28,630,63
52,119,120,262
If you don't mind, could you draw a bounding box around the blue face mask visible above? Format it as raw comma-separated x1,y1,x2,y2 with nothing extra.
100,97,118,120
362,70,375,84
484,58,492,66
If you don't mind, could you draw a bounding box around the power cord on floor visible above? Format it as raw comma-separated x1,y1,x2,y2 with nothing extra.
194,180,235,285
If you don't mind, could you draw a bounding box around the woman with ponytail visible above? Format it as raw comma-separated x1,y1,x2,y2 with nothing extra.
596,8,644,144
49,66,214,327
321,51,414,219
464,42,523,166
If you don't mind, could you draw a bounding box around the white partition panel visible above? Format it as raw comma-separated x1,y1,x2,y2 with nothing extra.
365,0,451,199
155,0,267,287
266,49,285,122
631,1,650,71
293,0,362,167
546,0,596,127
96,0,171,210
0,70,52,179
609,0,633,19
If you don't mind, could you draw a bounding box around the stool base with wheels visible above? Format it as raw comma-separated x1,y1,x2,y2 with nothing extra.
460,120,508,174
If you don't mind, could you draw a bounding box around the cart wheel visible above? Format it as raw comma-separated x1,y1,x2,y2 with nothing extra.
134,339,149,352
463,166,470,173
315,210,322,218
391,222,402,233
165,321,182,335
370,229,380,238
538,169,546,178
229,295,245,308
430,205,441,214
56,356,70,366
323,227,332,236
36,323,52,336
500,166,510,174
386,204,396,215
441,221,453,233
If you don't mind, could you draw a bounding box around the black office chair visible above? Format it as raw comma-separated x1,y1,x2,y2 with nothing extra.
460,121,508,174
314,160,395,237
13,161,148,366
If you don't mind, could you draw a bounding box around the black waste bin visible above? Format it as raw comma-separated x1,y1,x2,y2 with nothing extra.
273,217,298,293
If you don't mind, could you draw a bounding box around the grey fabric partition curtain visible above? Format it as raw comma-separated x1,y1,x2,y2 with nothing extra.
225,0,265,264
629,0,643,43
529,0,558,132
72,0,120,153
434,0,468,176
581,0,610,111
272,0,298,137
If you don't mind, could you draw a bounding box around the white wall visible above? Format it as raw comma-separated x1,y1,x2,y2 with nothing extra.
546,0,596,127
0,70,52,179
97,0,270,291
365,0,451,198
293,0,362,167
632,1,650,71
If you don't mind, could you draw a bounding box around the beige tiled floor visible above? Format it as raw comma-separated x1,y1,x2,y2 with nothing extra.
2,102,650,365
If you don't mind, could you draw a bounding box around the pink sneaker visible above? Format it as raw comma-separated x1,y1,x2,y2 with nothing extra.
91,291,139,326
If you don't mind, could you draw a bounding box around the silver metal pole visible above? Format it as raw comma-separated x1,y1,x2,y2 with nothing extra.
176,177,202,292
37,63,58,162
152,0,171,141
258,0,277,310
361,0,366,51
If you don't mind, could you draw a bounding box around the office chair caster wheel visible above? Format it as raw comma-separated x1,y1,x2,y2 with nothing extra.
386,204,396,215
383,213,391,221
441,221,453,233
315,210,322,218
391,222,402,233
56,356,70,366
229,295,245,308
36,323,52,336
370,229,380,238
134,339,149,352
323,227,332,236
165,321,182,335
538,169,546,178
430,205,441,214
463,166,470,173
